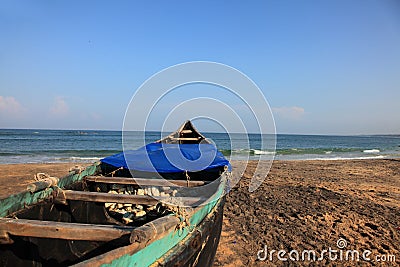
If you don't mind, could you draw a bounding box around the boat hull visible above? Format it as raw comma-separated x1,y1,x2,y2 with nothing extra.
155,196,225,267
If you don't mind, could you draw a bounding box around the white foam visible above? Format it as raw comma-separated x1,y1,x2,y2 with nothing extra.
67,157,103,162
311,155,386,161
253,149,275,155
44,157,103,163
363,149,380,153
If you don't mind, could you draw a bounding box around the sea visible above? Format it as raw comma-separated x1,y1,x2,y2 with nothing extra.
0,129,400,164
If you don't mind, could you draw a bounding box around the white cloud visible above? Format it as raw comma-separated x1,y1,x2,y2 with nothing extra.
272,106,305,120
0,96,24,116
50,96,69,116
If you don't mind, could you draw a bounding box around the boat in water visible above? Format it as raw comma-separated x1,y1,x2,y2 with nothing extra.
0,121,231,267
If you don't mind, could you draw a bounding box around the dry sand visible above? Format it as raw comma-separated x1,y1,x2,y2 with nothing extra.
215,159,400,266
0,159,399,266
0,163,90,199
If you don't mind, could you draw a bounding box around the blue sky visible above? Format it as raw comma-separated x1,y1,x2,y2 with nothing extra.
0,0,399,134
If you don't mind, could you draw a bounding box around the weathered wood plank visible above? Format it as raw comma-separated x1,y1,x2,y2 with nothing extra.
26,177,59,193
56,190,159,205
0,218,133,242
54,190,206,206
130,215,180,244
85,176,208,187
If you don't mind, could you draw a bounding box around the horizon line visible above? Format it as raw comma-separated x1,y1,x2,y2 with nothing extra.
0,127,399,137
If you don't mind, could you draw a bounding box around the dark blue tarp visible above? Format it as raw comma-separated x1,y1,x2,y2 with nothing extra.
101,143,231,173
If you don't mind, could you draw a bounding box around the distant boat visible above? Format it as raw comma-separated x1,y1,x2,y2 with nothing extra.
0,121,231,266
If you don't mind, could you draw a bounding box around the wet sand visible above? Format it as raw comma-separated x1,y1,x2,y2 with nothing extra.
0,160,399,266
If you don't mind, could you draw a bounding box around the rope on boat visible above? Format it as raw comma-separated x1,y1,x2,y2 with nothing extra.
225,170,233,194
163,171,197,235
105,167,124,177
172,206,191,236
185,170,190,187
34,172,58,183
68,165,84,174
165,197,194,236
27,173,59,193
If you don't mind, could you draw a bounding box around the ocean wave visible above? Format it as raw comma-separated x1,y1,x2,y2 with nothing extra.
54,156,103,163
0,150,120,157
221,147,363,156
0,155,107,164
252,149,276,155
278,148,361,155
220,149,276,156
310,155,386,161
0,152,29,156
363,149,380,153
1,129,400,163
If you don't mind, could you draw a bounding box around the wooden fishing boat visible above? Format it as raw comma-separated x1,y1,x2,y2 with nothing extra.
0,121,231,267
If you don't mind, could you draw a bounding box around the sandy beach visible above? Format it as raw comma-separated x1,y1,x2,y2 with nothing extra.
215,159,400,266
0,159,399,266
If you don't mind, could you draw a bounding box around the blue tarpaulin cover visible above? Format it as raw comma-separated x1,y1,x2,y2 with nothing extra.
101,143,231,173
